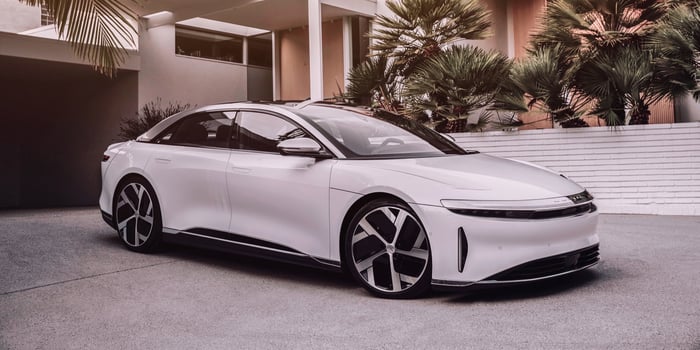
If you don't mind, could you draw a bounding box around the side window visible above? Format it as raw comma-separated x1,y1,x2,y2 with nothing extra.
237,111,308,152
158,112,235,148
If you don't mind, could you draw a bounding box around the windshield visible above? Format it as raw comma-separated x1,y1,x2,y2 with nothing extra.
289,105,469,159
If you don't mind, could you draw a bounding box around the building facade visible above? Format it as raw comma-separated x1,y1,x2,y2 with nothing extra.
1,0,698,208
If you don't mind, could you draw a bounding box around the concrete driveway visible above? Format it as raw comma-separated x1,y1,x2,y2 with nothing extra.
1,208,699,349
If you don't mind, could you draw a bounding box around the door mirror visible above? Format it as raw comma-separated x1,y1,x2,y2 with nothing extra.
277,138,332,159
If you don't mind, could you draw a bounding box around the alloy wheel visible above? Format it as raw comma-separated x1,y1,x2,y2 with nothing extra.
350,206,430,293
115,183,155,247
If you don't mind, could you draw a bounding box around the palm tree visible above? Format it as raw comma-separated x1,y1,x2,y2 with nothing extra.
532,0,666,125
403,46,510,131
346,0,503,131
370,0,491,76
344,56,401,112
496,45,591,128
651,0,700,102
20,0,138,77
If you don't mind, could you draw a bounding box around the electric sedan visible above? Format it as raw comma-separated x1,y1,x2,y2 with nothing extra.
100,102,599,298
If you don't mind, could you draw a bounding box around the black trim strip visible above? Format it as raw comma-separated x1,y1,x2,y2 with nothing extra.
485,244,600,282
163,228,342,272
187,228,300,254
101,210,116,229
448,202,596,220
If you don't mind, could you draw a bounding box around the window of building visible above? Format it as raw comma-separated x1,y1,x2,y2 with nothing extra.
41,5,55,26
247,34,273,68
351,16,371,68
175,27,244,63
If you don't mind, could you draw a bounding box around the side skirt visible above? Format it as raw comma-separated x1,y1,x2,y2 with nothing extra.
162,227,342,272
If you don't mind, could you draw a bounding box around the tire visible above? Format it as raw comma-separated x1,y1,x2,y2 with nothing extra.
344,198,432,298
112,177,163,253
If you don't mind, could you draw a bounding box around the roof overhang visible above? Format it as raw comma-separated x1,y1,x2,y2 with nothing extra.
137,0,377,31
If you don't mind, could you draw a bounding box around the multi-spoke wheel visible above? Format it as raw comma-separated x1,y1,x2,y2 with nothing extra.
113,177,162,252
345,199,431,298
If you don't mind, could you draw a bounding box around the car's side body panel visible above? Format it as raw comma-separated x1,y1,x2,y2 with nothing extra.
144,144,232,232
226,151,336,260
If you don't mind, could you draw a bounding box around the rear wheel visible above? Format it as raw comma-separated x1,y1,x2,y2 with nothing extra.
344,199,431,298
113,177,163,252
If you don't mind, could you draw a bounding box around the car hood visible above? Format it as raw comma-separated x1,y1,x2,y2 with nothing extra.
339,154,585,202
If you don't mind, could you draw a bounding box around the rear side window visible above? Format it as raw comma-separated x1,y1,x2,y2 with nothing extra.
153,112,236,148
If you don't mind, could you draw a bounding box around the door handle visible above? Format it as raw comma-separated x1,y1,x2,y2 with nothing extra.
154,158,171,164
230,165,251,174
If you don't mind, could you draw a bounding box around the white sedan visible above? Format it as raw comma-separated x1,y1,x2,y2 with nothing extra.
99,102,599,298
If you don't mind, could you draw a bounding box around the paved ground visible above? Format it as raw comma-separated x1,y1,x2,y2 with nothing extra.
0,208,698,349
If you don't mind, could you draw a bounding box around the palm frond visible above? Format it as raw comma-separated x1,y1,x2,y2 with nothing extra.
345,56,401,111
21,0,138,77
370,0,491,74
650,1,700,101
403,46,510,127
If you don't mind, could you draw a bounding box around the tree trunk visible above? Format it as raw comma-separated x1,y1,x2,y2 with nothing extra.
611,97,626,125
629,105,650,125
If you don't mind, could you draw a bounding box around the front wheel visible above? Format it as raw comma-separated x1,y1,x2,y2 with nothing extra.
113,177,163,253
344,199,432,298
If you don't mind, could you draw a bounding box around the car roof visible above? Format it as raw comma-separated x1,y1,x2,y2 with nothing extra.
137,102,301,142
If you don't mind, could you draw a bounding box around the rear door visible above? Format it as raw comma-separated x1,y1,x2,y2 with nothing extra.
226,110,336,260
145,111,236,232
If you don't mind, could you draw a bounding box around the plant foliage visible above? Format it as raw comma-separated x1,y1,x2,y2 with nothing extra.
403,46,510,131
651,0,700,101
531,0,667,126
370,0,491,76
346,0,504,132
20,0,138,77
118,99,192,141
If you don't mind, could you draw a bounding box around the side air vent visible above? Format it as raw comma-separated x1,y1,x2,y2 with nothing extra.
457,227,468,273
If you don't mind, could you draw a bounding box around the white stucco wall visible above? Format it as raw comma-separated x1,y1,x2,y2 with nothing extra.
451,123,700,216
676,95,700,123
138,24,249,108
0,0,40,33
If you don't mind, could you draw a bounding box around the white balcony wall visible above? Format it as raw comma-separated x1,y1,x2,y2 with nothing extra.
451,123,700,216
0,0,40,33
138,24,249,108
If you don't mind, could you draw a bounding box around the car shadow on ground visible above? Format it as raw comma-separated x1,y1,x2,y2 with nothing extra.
95,231,358,291
439,270,604,303
95,229,609,302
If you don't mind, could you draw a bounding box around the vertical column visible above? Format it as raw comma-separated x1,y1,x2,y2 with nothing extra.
242,37,249,65
272,31,281,100
506,0,515,58
342,16,353,90
308,0,324,100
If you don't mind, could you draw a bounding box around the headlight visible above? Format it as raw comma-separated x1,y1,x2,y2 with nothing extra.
441,191,596,219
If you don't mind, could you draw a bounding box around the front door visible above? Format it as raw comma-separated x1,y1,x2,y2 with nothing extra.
226,110,335,259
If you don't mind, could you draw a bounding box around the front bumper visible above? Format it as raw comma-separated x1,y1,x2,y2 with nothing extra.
412,203,600,288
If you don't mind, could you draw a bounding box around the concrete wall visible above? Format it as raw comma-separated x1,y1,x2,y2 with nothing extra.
450,123,700,216
510,0,546,58
138,24,249,108
676,95,700,123
0,0,40,33
0,56,138,208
